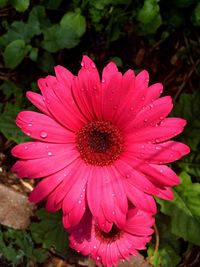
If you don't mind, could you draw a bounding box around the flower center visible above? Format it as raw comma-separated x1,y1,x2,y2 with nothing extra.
95,224,123,243
76,120,124,166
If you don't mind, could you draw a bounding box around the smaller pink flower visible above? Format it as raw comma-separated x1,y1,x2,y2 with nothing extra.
68,208,154,267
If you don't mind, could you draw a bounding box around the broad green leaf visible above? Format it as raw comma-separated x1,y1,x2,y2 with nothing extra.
0,103,31,143
43,9,86,52
2,229,47,264
3,39,26,68
0,80,20,100
191,3,200,26
1,21,37,46
60,9,86,38
10,0,30,12
148,214,181,267
29,47,38,62
172,91,200,178
0,0,8,8
30,209,68,254
137,0,160,24
28,5,51,34
157,172,200,245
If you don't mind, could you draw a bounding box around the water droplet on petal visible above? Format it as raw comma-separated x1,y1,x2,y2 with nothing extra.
113,105,118,110
155,138,160,143
144,118,148,123
26,132,31,136
155,146,161,150
81,61,84,67
141,96,145,101
160,116,163,120
126,174,130,179
141,145,145,149
111,193,115,197
24,146,28,150
160,169,163,173
40,131,48,138
102,78,105,83
78,200,82,204
93,85,97,91
93,245,97,249
48,151,53,156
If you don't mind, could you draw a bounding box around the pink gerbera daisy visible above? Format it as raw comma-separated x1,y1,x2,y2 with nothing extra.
69,207,154,267
11,56,190,232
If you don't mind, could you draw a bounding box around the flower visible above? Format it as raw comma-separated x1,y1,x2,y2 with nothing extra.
69,207,154,267
11,55,190,231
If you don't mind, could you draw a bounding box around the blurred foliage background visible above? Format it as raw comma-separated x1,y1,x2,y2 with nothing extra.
0,0,200,266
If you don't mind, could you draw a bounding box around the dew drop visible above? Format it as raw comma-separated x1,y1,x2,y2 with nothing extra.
93,85,97,91
96,256,100,261
93,245,97,249
160,116,163,120
130,107,134,111
160,169,163,173
141,145,145,149
145,78,149,84
102,78,105,83
26,132,31,136
81,61,84,67
42,97,46,101
113,105,118,110
144,118,148,123
63,173,67,177
46,145,49,149
24,146,28,150
141,96,145,101
111,89,115,94
78,200,82,204
155,138,160,143
40,131,48,138
48,151,53,156
150,104,154,109
111,193,115,197
28,123,32,127
155,146,161,150
126,174,130,179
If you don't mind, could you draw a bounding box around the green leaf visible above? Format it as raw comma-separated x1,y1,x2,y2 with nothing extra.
10,0,30,12
157,172,200,245
0,103,31,143
29,47,38,62
37,51,55,73
42,10,86,52
191,3,200,27
3,39,26,68
1,21,36,46
30,209,68,254
148,214,181,267
60,9,86,38
137,0,160,24
172,91,200,178
0,0,8,8
28,5,51,34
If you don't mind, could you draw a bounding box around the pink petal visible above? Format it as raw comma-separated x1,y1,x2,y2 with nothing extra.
137,163,180,187
26,91,51,116
28,174,64,203
116,70,149,127
124,182,156,214
115,159,158,195
126,117,187,143
127,96,173,130
38,77,85,131
54,65,74,88
62,163,88,214
155,187,174,200
87,166,101,218
127,142,187,164
101,71,123,122
143,83,163,105
12,149,78,178
12,142,77,160
16,111,74,143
